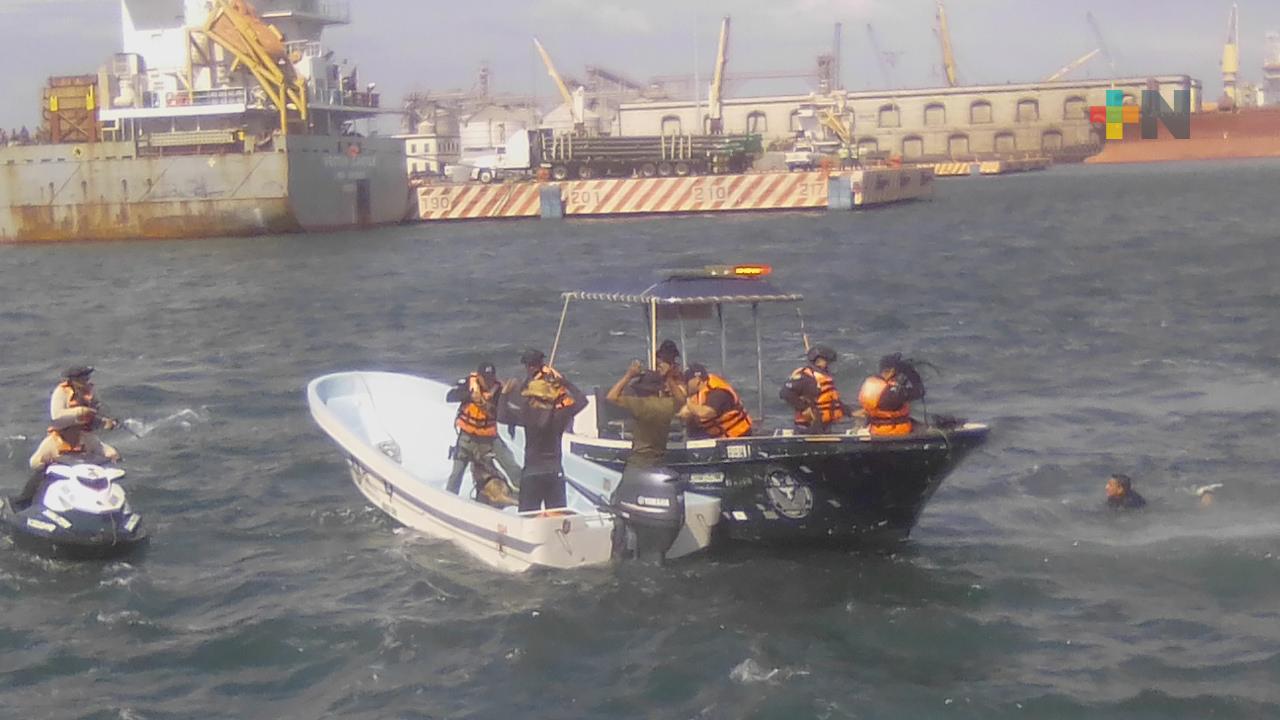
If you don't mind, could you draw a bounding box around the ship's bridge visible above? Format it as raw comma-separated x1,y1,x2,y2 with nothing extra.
258,0,350,26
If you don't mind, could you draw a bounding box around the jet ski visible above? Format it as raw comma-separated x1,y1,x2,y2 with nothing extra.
1,458,147,560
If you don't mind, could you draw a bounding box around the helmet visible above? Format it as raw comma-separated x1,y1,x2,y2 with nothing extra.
683,362,710,382
519,349,545,368
477,362,497,379
806,344,837,363
655,339,680,363
879,353,903,372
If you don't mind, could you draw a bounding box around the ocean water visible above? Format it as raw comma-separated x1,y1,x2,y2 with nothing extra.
1,160,1278,719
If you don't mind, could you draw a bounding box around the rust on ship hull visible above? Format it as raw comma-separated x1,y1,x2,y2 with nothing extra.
6,199,301,243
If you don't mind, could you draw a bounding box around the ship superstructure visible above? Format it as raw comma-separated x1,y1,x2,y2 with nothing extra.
1,0,408,242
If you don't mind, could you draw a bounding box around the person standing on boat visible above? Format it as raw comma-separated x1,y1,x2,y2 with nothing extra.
519,349,577,410
50,366,119,432
858,353,925,437
446,362,521,497
606,360,686,470
780,345,850,435
678,363,752,439
10,415,120,511
499,367,587,512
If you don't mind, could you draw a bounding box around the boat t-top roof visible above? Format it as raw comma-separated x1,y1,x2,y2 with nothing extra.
561,265,802,306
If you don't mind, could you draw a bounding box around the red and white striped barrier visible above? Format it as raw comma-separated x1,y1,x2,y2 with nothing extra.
559,171,829,216
416,183,541,220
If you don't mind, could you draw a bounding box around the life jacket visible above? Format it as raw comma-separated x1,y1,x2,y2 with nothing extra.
858,374,912,436
531,365,575,410
693,374,752,438
47,428,85,455
56,380,97,430
791,366,846,428
454,373,498,438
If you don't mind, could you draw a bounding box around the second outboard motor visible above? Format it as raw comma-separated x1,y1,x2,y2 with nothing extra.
611,466,685,563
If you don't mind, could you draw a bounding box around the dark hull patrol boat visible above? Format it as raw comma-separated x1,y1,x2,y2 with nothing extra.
551,264,989,545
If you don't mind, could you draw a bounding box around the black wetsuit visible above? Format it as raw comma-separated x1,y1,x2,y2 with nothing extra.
498,379,586,512
1107,490,1146,510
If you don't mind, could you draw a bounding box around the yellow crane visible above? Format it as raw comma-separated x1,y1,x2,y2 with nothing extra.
196,0,308,133
533,37,584,131
935,1,958,87
707,16,731,134
1221,2,1240,108
1042,48,1101,82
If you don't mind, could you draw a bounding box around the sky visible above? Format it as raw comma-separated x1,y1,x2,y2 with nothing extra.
2,0,1279,130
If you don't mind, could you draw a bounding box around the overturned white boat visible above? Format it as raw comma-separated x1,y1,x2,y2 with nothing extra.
306,372,720,572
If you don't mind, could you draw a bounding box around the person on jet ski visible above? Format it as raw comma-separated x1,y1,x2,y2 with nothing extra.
50,365,118,432
780,344,852,435
10,415,120,511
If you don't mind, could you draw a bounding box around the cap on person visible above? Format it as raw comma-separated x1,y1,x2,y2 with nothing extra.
519,349,545,368
63,365,94,381
879,353,902,372
522,378,559,402
807,344,837,363
656,340,680,364
477,362,497,379
630,370,665,397
683,362,710,382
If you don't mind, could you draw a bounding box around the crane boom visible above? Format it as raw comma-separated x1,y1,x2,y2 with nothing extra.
1222,2,1240,106
533,38,574,108
707,16,731,134
1086,12,1115,76
1042,48,1101,82
865,23,897,88
936,1,958,87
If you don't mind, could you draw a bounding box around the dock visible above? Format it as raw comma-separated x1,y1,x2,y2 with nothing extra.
414,167,933,222
926,156,1052,178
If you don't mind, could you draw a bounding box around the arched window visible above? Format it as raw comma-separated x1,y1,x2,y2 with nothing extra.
1017,99,1040,122
661,115,682,135
1041,131,1063,151
1122,92,1137,105
994,132,1016,153
948,133,970,157
970,100,993,124
746,111,768,134
878,104,900,128
789,109,803,132
1063,96,1087,120
901,135,924,159
924,103,946,126
856,137,879,156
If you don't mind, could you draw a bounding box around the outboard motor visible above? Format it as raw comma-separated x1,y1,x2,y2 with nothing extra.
611,466,685,563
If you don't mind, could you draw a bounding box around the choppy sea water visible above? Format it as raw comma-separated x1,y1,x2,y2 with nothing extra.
1,160,1278,719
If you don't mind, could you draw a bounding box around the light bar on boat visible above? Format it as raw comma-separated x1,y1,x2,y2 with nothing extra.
700,264,772,278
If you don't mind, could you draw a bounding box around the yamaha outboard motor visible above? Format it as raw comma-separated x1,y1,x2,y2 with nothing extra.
611,466,685,563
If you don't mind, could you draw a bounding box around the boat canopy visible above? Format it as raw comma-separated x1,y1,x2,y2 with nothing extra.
561,268,803,306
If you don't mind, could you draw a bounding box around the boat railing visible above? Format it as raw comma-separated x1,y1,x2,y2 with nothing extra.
162,87,248,108
285,40,324,59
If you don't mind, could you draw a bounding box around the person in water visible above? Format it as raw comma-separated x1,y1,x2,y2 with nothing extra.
499,363,586,513
1105,473,1146,510
10,415,121,511
606,359,685,470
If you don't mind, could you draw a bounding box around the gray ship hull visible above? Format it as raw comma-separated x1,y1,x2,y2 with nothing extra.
0,135,408,242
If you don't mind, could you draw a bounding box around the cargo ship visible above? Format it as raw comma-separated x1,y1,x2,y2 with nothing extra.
1085,106,1280,165
0,0,409,243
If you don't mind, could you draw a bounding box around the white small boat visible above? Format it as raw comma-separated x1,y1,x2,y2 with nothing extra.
306,371,720,572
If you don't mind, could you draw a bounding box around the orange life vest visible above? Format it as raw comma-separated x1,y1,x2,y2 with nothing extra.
532,365,575,410
454,373,498,438
57,380,97,430
858,374,912,436
791,366,846,428
693,374,752,438
47,428,85,455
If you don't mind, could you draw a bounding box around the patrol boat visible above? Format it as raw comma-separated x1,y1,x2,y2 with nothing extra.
1,459,147,560
306,371,720,572
550,265,990,545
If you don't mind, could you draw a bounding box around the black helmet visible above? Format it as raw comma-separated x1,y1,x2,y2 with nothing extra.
807,345,837,363
683,362,710,382
519,349,545,368
655,339,680,363
879,353,903,372
477,362,497,379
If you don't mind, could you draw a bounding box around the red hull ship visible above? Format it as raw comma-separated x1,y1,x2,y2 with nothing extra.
1086,107,1280,164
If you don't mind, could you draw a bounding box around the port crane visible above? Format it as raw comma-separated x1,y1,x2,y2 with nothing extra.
707,16,730,134
533,37,585,132
1221,2,1240,108
1087,12,1116,77
935,0,959,87
865,23,901,89
1042,48,1101,82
